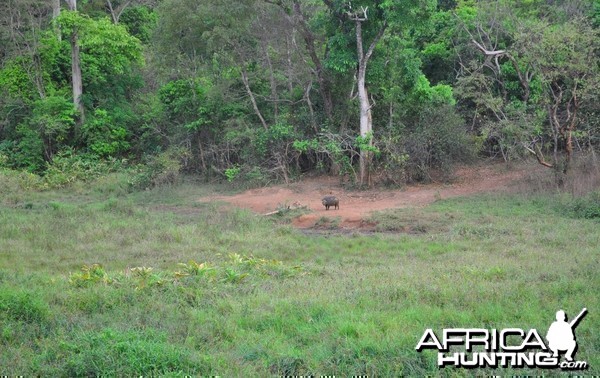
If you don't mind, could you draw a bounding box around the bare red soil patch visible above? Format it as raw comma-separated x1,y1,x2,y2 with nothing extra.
200,163,526,229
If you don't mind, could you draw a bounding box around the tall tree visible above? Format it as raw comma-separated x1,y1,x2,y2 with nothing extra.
323,0,434,185
64,0,84,122
350,5,386,186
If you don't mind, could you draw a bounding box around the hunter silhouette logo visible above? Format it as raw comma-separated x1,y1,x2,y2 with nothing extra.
546,308,587,362
416,308,589,370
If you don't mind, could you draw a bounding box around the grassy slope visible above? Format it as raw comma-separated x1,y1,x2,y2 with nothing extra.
0,178,598,376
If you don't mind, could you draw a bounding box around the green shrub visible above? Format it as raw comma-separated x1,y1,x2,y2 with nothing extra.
12,124,45,172
225,165,241,182
68,264,113,288
565,191,600,219
404,104,476,181
129,148,186,189
43,151,126,189
30,95,77,156
0,288,50,323
81,109,131,158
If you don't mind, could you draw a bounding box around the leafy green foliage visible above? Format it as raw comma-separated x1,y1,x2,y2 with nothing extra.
43,151,126,188
564,191,600,220
130,148,185,189
224,165,241,182
0,58,39,103
355,132,379,155
158,78,213,131
69,264,112,287
55,11,143,80
0,0,599,185
82,109,130,157
119,6,157,44
11,124,45,172
404,104,475,181
31,96,76,142
67,255,305,290
254,123,297,157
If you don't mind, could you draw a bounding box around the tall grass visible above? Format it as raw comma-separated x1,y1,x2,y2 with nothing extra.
0,177,598,375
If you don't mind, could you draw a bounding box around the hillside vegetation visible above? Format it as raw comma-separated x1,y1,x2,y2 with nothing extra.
0,0,598,186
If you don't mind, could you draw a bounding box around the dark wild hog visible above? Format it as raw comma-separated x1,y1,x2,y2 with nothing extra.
322,195,339,210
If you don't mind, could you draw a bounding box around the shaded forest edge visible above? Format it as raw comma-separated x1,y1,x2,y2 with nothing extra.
0,0,599,189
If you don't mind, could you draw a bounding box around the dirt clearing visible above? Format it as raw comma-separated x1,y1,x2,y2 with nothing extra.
200,163,527,229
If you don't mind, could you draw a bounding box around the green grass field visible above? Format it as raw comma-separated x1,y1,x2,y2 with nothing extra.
1,177,598,376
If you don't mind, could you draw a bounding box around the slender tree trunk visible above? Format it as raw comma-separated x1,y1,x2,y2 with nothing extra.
285,35,294,93
263,43,279,120
198,134,207,172
52,0,61,17
241,68,268,130
356,21,369,185
71,33,83,119
304,81,318,134
52,0,61,40
357,70,371,183
65,0,84,123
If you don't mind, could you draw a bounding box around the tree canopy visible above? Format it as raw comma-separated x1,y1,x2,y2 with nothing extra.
0,0,598,185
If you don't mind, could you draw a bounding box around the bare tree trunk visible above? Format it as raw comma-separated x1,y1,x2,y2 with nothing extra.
106,0,132,24
263,43,279,120
198,135,207,172
356,36,371,185
65,0,84,123
52,0,61,40
241,68,268,130
353,14,386,186
52,0,61,17
304,81,318,134
285,35,295,93
70,31,84,121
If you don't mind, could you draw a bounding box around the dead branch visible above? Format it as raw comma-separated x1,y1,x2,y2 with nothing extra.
524,142,553,168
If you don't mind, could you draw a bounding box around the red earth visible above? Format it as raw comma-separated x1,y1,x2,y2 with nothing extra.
201,163,528,229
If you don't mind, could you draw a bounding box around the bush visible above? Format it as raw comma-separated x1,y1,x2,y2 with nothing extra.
81,109,131,158
564,191,600,219
10,124,45,172
404,104,476,182
129,148,186,189
43,151,126,189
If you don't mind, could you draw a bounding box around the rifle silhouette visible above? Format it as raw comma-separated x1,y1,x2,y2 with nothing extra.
569,308,587,329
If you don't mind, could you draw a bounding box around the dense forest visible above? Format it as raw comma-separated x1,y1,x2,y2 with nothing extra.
1,0,599,187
